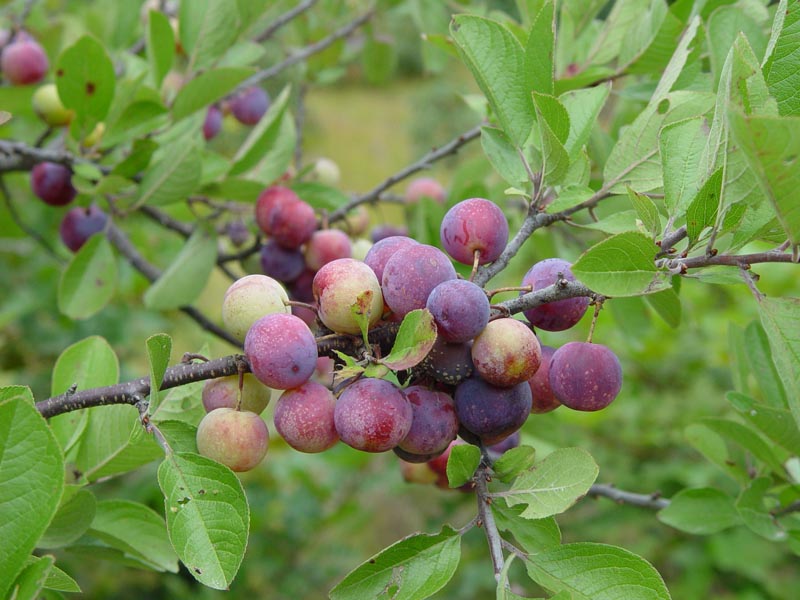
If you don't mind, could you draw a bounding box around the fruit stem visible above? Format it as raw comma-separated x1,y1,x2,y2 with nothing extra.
586,297,604,344
469,249,481,282
284,300,318,313
486,284,532,299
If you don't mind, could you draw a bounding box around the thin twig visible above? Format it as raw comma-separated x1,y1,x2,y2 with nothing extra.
254,0,318,43
475,458,505,581
587,483,670,510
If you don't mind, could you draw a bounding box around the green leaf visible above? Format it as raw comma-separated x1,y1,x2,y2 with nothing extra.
645,287,681,329
481,126,528,186
350,290,375,348
179,0,241,72
202,178,264,202
112,139,158,178
736,477,785,541
156,420,199,454
627,187,660,238
708,6,767,85
684,422,749,484
229,85,291,176
380,309,438,371
23,556,80,593
525,1,554,96
493,445,536,483
362,35,398,85
143,226,217,310
698,417,784,475
497,448,598,519
580,210,639,235
652,15,701,104
146,333,172,415
89,499,178,573
158,452,249,589
730,111,800,244
0,387,64,600
55,35,116,126
743,321,788,408
659,117,707,217
546,185,594,213
329,526,461,600
758,297,800,431
172,68,254,121
290,181,350,211
38,488,96,549
572,232,665,297
526,542,671,600
727,392,800,455
764,0,800,116
685,167,723,242
446,444,480,488
451,15,535,146
657,488,741,535
561,84,610,159
150,381,205,423
147,10,175,88
533,93,570,185
136,136,202,207
11,554,54,600
58,234,117,320
492,503,561,553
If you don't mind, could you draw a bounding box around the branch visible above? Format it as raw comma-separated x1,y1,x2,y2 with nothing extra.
495,280,595,315
475,455,505,581
587,483,670,510
328,124,483,223
236,9,374,92
666,250,797,270
254,0,319,43
0,139,82,173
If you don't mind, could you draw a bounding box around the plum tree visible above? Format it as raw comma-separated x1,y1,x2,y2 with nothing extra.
381,243,456,317
549,342,623,411
244,313,318,390
312,258,384,334
202,373,271,414
454,376,532,444
1,34,48,85
30,162,77,206
334,378,413,452
440,198,509,265
59,205,108,252
229,86,269,125
397,386,459,456
426,279,490,343
274,381,339,453
471,318,541,387
196,408,269,472
521,259,590,331
221,274,290,341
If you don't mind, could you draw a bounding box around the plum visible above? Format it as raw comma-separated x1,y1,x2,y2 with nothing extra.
381,243,456,318
312,258,384,335
426,279,490,343
202,373,271,414
471,318,541,387
245,313,318,390
334,378,412,452
417,337,474,385
59,205,108,252
274,381,338,453
549,342,622,411
32,84,73,126
528,345,561,413
440,198,508,265
397,386,458,456
196,408,269,472
304,229,351,271
363,235,418,283
255,186,300,236
406,177,446,204
521,259,589,331
260,240,305,283
455,376,532,445
222,274,290,342
31,162,77,206
203,105,222,140
229,86,269,125
1,35,48,85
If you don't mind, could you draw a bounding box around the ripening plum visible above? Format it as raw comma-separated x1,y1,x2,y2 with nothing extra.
1,35,48,85
245,313,318,389
351,238,372,262
31,162,77,206
202,373,271,414
455,376,532,445
471,319,541,388
32,84,74,126
363,235,418,282
268,199,317,249
334,378,412,452
417,337,474,385
203,105,222,140
381,243,457,318
521,259,589,331
222,274,290,342
304,229,352,271
310,157,341,186
337,206,370,237
229,86,269,125
226,220,250,247
406,177,446,204
260,240,305,282
289,269,316,303
426,280,490,343
549,342,622,411
312,258,384,335
196,408,269,472
59,205,108,252
370,225,409,242
528,345,561,413
255,186,300,235
274,381,338,453
397,386,458,456
440,198,509,265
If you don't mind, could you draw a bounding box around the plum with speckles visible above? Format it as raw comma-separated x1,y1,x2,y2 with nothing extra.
455,376,532,445
334,378,412,452
363,235,418,282
202,373,271,414
417,337,474,385
244,313,318,389
304,229,352,271
471,319,541,388
440,198,508,265
196,408,269,472
426,279,489,343
549,342,622,411
521,259,589,331
255,186,300,236
312,258,383,335
274,382,338,453
268,199,317,249
260,240,305,282
397,386,458,456
528,345,561,413
381,243,456,318
222,274,290,342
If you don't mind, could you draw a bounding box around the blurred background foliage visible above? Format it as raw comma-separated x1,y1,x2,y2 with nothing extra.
1,0,799,598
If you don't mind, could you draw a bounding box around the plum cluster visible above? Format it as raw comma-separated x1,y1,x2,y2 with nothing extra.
196,189,623,477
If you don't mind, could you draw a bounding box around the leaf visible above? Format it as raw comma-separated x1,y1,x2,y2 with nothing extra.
156,420,199,454
561,84,610,159
290,181,350,211
446,444,480,488
58,234,117,320
698,417,784,475
172,68,254,121
229,85,291,176
758,297,800,431
202,178,264,202
451,15,535,146
89,499,178,573
481,126,528,186
684,422,749,485
329,526,461,600
23,556,80,593
581,210,639,235
730,111,800,244
0,387,64,600
525,542,671,600
764,0,800,116
736,477,785,541
350,290,375,348
147,10,175,88
685,167,723,242
533,93,570,185
497,448,598,519
743,321,787,408
546,185,595,213
645,287,681,329
727,392,800,455
652,15,701,104
493,445,536,483
55,35,116,126
158,452,249,589
627,187,660,238
659,117,708,217
572,232,665,297
380,309,438,371
657,488,741,535
135,136,202,207
146,333,172,415
38,488,96,549
525,0,554,95
708,6,767,85
362,35,398,85
179,0,241,72
492,503,561,553
11,554,54,600
143,226,217,310
112,138,158,178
